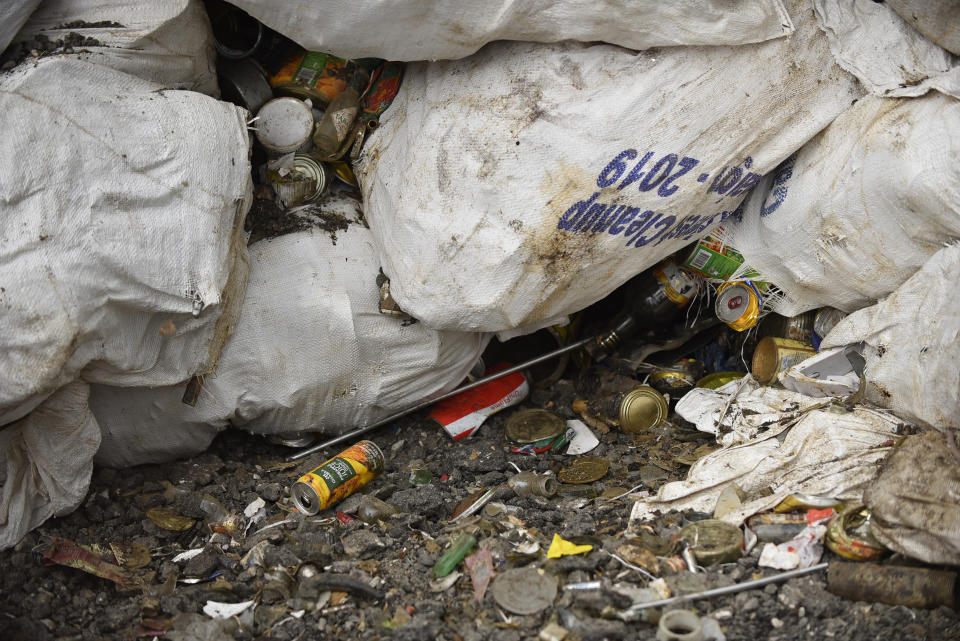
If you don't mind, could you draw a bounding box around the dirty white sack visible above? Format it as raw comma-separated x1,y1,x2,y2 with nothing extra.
91,215,491,468
885,0,960,56
864,432,960,566
358,0,863,333
227,0,795,62
0,0,41,54
630,405,903,526
813,0,960,99
728,92,960,316
0,58,251,426
822,243,960,431
0,381,101,550
675,376,827,446
12,0,218,95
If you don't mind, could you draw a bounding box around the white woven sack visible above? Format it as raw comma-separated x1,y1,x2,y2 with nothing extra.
0,381,101,550
356,0,862,333
0,58,251,426
226,0,794,62
91,216,491,468
728,92,960,316
822,243,960,431
13,0,218,95
0,0,41,54
886,0,960,56
813,0,960,99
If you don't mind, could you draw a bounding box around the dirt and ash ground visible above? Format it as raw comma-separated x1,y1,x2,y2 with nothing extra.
1,366,958,641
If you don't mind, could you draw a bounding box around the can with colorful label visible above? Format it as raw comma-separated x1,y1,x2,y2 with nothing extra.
428,364,529,440
291,440,385,515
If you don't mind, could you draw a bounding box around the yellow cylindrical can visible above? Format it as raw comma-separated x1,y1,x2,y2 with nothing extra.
752,337,817,385
291,440,385,515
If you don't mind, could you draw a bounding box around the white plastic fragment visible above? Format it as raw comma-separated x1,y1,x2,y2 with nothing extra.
758,518,829,570
243,497,266,518
779,346,863,398
202,600,256,619
172,548,205,563
564,420,599,455
630,406,903,526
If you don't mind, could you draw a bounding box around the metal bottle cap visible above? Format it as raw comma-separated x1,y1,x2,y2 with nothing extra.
505,409,565,444
619,386,668,433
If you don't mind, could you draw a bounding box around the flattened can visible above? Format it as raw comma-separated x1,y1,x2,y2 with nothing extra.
752,337,817,385
291,440,385,515
715,281,761,331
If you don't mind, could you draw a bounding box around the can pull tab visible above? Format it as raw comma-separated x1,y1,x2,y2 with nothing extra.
727,295,744,310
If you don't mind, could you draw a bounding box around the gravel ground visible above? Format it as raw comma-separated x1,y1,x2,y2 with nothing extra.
2,367,957,641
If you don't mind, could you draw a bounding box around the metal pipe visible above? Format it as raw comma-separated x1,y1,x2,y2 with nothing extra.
286,336,596,461
626,562,829,612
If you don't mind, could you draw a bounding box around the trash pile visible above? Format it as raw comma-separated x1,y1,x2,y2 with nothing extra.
1,0,959,639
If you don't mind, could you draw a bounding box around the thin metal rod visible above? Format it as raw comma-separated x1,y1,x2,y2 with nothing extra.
626,562,829,612
286,336,596,461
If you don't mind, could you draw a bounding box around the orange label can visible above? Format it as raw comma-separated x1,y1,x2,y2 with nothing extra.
291,440,385,515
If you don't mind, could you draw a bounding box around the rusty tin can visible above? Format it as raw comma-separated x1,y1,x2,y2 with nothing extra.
271,153,329,207
292,440,385,515
752,337,817,385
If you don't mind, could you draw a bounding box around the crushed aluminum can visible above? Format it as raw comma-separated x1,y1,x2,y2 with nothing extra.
291,440,385,515
715,280,763,331
674,519,744,566
255,97,314,157
751,337,817,385
428,365,529,440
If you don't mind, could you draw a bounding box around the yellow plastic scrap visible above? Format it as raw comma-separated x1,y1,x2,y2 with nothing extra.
547,534,593,559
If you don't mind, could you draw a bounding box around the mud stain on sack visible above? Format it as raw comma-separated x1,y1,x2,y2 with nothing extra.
506,161,610,324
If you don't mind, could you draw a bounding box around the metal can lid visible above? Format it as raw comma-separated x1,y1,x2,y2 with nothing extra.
273,154,329,207
715,282,755,324
558,457,610,484
491,567,558,615
619,386,668,433
255,97,314,153
291,481,321,516
696,371,746,390
505,409,565,444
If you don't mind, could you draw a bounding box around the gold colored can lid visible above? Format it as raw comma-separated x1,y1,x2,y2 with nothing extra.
505,409,565,444
558,457,610,484
619,386,668,433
